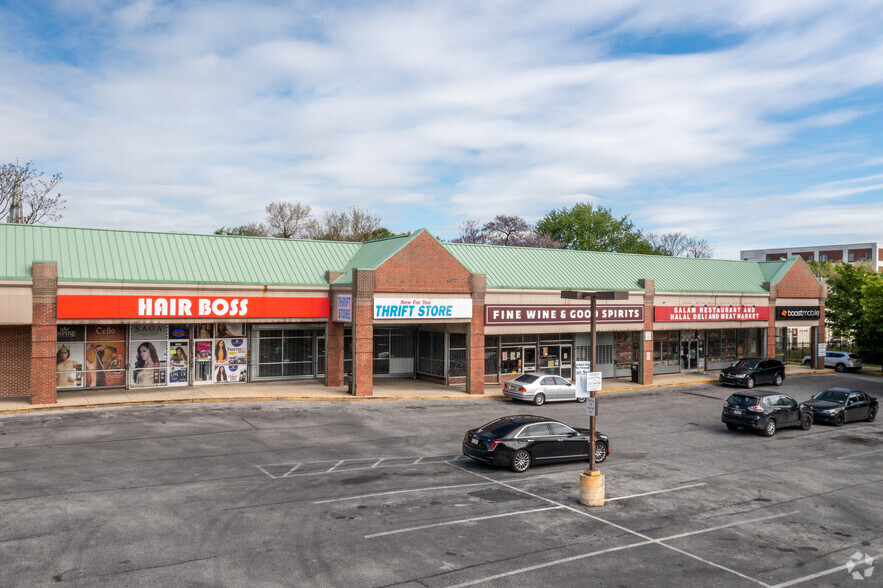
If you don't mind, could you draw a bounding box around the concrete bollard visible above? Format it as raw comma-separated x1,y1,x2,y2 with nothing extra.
579,469,605,506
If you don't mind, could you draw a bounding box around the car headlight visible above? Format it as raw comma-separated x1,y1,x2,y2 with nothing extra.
731,373,747,378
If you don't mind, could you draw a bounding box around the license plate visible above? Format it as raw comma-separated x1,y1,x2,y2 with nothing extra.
471,438,478,445
733,409,742,415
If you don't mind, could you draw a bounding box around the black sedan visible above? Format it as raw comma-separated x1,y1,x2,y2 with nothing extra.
719,358,785,389
463,415,609,473
804,388,878,426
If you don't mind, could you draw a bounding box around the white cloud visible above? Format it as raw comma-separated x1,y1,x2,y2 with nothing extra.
0,0,881,250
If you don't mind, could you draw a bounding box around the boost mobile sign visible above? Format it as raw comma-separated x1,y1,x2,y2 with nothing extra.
775,306,821,320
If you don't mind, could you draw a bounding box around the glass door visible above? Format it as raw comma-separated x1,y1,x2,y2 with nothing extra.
523,346,536,372
680,340,699,372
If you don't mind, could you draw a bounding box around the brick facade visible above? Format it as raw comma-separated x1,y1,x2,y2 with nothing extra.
0,326,31,398
640,280,655,385
31,262,58,404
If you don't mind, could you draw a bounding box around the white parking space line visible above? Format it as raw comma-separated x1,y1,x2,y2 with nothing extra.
606,483,706,502
371,458,384,468
447,463,774,587
326,460,345,472
313,481,497,504
770,552,881,587
254,454,462,478
837,447,883,459
364,506,564,538
446,510,798,588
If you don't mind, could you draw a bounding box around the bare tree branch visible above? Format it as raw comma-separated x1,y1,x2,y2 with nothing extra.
0,161,65,224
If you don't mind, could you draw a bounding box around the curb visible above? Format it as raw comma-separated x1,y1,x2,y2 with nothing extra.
0,369,835,415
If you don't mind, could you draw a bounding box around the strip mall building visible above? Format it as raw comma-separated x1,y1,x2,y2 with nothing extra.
0,224,827,405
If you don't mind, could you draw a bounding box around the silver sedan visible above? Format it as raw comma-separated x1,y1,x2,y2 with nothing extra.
502,372,585,406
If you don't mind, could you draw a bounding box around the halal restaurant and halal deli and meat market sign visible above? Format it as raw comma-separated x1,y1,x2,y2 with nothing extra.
57,295,329,320
654,306,770,322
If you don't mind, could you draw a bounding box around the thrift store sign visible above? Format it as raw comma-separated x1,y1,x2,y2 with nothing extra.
57,295,329,320
654,306,770,322
374,297,472,319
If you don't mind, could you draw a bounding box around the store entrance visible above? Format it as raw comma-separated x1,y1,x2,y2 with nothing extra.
681,340,699,372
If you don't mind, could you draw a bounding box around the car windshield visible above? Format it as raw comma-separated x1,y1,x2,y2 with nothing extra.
813,389,848,404
513,374,540,384
730,359,758,369
727,394,757,407
475,418,527,438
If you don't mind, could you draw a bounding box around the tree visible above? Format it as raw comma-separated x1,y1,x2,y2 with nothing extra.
535,203,658,254
646,232,714,258
0,161,65,224
264,201,314,239
214,223,268,237
825,262,874,343
857,272,883,368
452,215,560,248
369,227,409,240
805,260,838,279
308,206,381,242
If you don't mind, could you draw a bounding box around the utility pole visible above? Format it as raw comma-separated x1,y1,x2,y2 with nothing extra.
8,162,24,224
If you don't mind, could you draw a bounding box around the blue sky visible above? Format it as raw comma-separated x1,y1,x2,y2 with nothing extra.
2,0,883,259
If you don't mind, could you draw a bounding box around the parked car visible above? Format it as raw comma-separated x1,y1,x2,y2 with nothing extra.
463,415,609,472
719,358,785,389
502,373,585,405
804,388,878,426
721,391,813,436
801,351,862,372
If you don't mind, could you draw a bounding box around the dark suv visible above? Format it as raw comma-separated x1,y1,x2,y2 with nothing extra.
719,358,785,389
721,391,813,436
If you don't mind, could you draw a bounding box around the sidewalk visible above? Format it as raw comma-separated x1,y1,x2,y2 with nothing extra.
0,365,844,415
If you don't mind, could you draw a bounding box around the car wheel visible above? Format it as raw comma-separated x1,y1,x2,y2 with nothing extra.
594,442,608,464
726,423,738,431
746,377,755,389
576,397,586,403
803,359,810,366
774,373,783,386
835,363,846,373
763,419,776,437
800,413,812,430
834,412,845,427
869,408,877,422
533,393,546,406
510,449,531,473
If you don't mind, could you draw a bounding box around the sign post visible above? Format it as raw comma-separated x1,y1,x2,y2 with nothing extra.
563,289,627,507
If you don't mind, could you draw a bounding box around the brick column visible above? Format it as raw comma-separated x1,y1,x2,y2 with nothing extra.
766,283,777,358
325,320,345,387
31,262,58,404
352,269,374,396
640,279,654,385
466,274,486,394
817,284,827,369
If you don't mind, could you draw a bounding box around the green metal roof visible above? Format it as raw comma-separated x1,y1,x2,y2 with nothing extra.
0,223,360,286
331,230,422,286
1,224,812,295
444,242,793,294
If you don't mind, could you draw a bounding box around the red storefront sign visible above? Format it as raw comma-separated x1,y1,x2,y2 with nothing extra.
485,304,644,325
57,295,329,320
654,306,769,322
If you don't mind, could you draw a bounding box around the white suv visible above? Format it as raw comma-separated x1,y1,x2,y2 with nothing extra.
802,351,862,372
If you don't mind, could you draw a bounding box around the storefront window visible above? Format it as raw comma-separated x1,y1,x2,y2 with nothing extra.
417,331,444,377
252,328,317,380
130,325,168,387
653,331,680,369
56,325,128,389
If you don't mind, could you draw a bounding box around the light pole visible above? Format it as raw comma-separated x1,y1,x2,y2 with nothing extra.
562,289,628,505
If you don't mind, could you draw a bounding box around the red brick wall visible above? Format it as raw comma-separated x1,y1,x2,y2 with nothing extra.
641,280,655,384
775,262,823,299
0,326,31,398
374,232,473,293
325,320,344,387
848,248,871,263
32,262,58,404
819,249,842,262
352,269,374,396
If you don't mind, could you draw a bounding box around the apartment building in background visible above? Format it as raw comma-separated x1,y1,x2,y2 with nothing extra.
740,242,883,272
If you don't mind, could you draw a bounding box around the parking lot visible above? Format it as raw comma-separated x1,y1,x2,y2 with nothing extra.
1,372,880,587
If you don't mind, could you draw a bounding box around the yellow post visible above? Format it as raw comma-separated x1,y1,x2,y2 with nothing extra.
579,470,605,506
